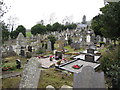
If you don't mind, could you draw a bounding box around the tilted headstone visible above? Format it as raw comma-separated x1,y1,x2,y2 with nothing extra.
73,66,105,88
19,57,41,89
85,54,94,62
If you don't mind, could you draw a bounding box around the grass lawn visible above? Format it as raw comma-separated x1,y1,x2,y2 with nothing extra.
38,68,73,89
26,32,32,37
2,68,73,88
2,56,27,72
64,46,74,52
2,77,21,88
64,45,84,52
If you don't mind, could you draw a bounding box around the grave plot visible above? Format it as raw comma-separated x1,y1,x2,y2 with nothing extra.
56,59,100,73
73,54,101,62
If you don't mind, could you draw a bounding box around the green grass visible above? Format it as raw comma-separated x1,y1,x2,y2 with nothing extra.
2,68,73,88
2,56,27,72
2,77,21,88
26,32,32,37
64,45,84,52
38,68,73,88
64,46,74,52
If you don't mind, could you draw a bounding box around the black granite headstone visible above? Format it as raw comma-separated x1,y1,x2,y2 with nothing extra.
16,59,21,69
85,54,94,62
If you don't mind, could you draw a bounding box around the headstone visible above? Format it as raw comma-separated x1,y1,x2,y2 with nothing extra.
19,49,25,57
85,54,94,62
86,34,91,43
16,33,25,46
28,46,32,52
47,40,52,51
73,66,105,88
26,51,32,58
16,59,21,69
60,85,72,90
19,57,41,88
87,48,94,54
46,85,55,90
8,45,14,52
55,51,62,59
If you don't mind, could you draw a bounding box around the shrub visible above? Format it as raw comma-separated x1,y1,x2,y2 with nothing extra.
100,46,120,89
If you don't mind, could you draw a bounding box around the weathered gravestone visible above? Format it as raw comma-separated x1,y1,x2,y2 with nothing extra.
47,40,52,51
85,54,94,62
28,46,32,52
19,57,41,89
8,45,14,52
19,49,25,57
73,66,105,88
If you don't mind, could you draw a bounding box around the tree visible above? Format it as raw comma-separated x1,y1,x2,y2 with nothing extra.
7,16,18,31
48,35,56,50
1,22,9,43
0,0,8,19
16,25,26,37
91,2,120,45
10,30,19,39
91,14,104,37
31,24,46,35
46,24,52,32
100,2,120,40
52,22,62,31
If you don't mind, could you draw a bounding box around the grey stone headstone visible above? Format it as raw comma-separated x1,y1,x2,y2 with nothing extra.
73,66,105,88
8,45,14,52
85,54,94,62
47,40,52,51
19,57,41,89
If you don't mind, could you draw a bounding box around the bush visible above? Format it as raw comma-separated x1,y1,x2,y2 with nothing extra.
100,46,120,89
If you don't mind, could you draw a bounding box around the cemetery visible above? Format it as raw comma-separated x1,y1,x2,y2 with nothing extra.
2,25,108,89
1,1,120,89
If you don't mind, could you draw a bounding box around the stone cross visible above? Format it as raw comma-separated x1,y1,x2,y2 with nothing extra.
73,66,105,88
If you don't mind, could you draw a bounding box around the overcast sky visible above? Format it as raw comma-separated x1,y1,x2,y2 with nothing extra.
3,0,104,29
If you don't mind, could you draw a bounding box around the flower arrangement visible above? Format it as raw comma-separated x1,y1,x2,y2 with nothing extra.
2,66,15,71
72,65,83,69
